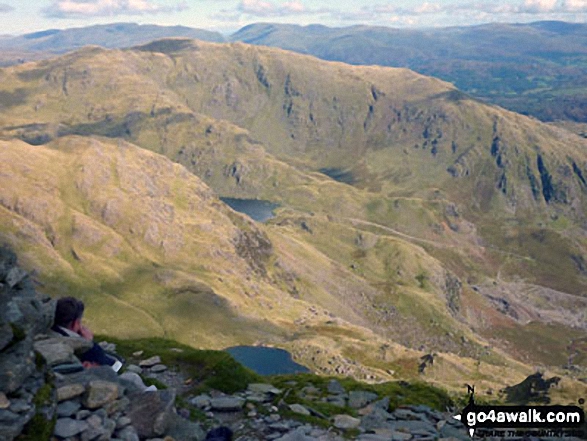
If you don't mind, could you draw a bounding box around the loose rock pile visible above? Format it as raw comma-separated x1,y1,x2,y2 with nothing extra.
180,378,470,441
0,247,55,440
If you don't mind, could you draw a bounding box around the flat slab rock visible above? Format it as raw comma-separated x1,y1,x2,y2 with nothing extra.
210,396,245,411
139,356,162,368
54,418,88,438
333,414,361,429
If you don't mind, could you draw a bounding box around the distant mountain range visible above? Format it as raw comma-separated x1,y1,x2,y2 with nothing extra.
230,21,587,123
2,20,586,124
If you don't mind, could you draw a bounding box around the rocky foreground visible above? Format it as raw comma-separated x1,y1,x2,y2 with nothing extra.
1,247,583,441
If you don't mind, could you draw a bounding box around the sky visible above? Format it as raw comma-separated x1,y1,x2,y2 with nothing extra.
1,0,587,36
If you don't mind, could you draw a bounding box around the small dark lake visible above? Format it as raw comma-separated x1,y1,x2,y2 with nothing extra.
225,346,311,376
220,198,279,223
319,168,356,185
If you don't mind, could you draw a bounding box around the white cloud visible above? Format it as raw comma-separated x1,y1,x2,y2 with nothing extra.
283,1,305,13
414,2,442,14
522,0,558,12
562,0,587,11
237,0,314,17
44,0,187,18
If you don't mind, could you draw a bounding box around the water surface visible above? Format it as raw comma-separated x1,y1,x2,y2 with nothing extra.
225,345,310,376
220,198,279,223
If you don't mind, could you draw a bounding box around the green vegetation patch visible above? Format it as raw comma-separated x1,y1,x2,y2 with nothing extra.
95,336,260,394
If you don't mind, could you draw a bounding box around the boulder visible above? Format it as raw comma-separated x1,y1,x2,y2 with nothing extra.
348,390,378,409
57,400,81,417
0,340,36,393
127,390,176,438
327,379,345,395
289,404,311,416
209,396,245,412
57,383,86,402
248,383,282,395
54,418,89,438
165,413,205,441
139,356,161,368
33,339,76,366
0,393,9,410
333,414,361,430
83,380,120,409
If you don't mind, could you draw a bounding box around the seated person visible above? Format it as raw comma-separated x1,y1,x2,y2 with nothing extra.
52,297,155,391
52,296,118,369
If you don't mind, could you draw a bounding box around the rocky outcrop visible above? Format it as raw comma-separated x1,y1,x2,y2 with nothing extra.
0,247,207,441
0,247,54,440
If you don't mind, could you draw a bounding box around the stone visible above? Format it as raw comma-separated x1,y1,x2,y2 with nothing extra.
210,396,245,411
150,364,168,373
326,395,346,407
248,383,282,395
333,414,361,430
269,422,292,432
33,340,75,366
439,424,470,440
126,364,142,374
9,398,31,413
360,408,394,431
0,393,10,410
274,429,317,441
391,420,437,434
394,408,425,421
301,386,320,396
0,323,13,352
391,432,412,441
139,356,161,368
0,410,20,423
117,426,140,441
132,350,144,357
327,380,345,395
54,418,89,438
289,404,311,416
5,267,27,289
127,390,176,438
77,409,92,420
348,391,378,409
57,401,82,418
57,383,86,402
165,413,205,441
358,435,393,441
84,380,119,409
116,416,132,429
0,340,35,393
105,397,131,415
189,394,211,408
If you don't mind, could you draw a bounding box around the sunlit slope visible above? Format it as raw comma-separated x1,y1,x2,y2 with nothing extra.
0,39,586,383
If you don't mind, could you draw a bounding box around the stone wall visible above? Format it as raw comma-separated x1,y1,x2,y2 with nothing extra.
0,247,55,440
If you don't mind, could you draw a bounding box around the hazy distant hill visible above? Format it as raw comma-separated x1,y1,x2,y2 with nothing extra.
0,22,224,65
231,21,587,123
1,38,586,396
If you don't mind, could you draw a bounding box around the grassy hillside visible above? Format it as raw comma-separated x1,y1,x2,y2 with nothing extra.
0,40,586,397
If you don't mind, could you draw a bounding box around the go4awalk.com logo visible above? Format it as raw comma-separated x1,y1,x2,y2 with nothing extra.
453,386,586,438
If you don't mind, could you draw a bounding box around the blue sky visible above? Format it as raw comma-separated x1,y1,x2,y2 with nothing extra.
1,0,587,35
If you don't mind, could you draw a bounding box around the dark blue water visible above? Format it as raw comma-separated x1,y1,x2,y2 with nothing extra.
225,346,310,376
220,198,279,223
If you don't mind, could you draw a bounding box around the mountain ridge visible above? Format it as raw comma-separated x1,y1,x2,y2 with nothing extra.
0,38,586,396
